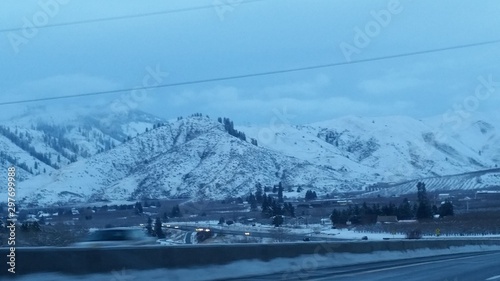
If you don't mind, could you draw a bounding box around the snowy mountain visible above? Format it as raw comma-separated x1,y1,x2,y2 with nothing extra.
239,115,498,184
424,112,500,166
0,105,163,182
14,115,365,205
2,109,500,206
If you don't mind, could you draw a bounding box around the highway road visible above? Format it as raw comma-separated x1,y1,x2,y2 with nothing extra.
221,251,500,281
175,225,345,242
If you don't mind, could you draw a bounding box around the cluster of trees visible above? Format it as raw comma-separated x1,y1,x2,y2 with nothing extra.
39,123,92,159
416,182,432,220
305,190,318,201
145,217,165,238
439,201,454,217
134,202,144,214
321,131,341,147
218,117,247,142
414,182,453,219
190,113,205,118
329,182,454,225
42,134,79,162
330,200,412,225
0,150,33,174
246,183,295,226
0,126,57,171
170,205,182,218
249,182,294,194
0,122,120,174
152,123,165,129
176,114,256,146
261,196,295,219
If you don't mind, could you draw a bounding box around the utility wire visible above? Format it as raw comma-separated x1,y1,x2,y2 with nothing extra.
0,0,267,33
1,38,500,106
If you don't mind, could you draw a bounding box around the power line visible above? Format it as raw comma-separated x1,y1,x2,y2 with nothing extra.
0,0,267,33
1,38,499,107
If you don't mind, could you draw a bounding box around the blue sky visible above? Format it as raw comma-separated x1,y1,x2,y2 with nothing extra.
1,0,499,125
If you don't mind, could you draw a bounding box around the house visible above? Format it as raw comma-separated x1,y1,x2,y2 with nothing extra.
476,191,500,200
438,193,451,200
320,218,330,225
376,216,398,224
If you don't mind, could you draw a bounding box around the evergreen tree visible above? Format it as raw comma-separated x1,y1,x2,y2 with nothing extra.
305,190,317,201
262,194,277,218
218,217,225,225
432,205,439,215
248,193,258,211
439,201,454,217
361,202,371,215
154,217,165,238
135,202,143,214
277,182,284,203
372,204,381,216
353,204,361,216
251,138,258,146
261,194,269,214
382,202,396,216
289,205,295,218
398,198,413,220
271,199,282,216
255,183,263,203
416,182,432,220
170,205,181,217
330,209,341,224
146,217,153,236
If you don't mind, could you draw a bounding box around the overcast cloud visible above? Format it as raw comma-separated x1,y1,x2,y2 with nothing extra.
1,0,499,124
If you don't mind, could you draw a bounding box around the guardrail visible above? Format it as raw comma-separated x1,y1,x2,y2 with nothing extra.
2,239,500,276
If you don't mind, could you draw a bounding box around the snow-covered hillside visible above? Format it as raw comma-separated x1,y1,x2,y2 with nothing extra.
0,106,163,181
240,115,497,182
2,110,500,205
13,116,367,205
366,168,500,197
424,112,500,165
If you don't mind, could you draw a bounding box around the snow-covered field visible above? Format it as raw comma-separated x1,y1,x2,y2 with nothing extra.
13,245,500,281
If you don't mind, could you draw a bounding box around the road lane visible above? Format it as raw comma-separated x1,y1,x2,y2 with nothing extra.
326,251,500,281
222,251,500,281
176,224,345,242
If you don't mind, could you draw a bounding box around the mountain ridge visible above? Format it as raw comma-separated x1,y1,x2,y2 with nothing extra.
1,109,499,206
